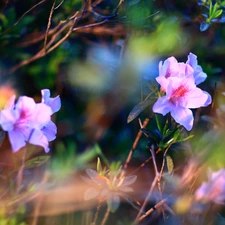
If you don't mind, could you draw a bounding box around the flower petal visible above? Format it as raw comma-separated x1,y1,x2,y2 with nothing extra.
184,88,211,108
8,129,26,152
152,96,173,116
42,120,57,141
84,187,100,200
27,129,50,153
0,109,18,131
170,107,193,131
41,89,61,114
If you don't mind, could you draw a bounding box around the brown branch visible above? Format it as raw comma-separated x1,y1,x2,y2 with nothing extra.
136,199,167,224
121,117,150,177
44,0,56,53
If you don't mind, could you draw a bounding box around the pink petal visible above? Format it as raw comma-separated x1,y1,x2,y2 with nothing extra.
152,96,173,116
31,103,52,128
8,129,26,152
0,109,19,131
27,129,50,153
170,107,193,131
184,88,211,108
41,89,61,114
42,120,57,141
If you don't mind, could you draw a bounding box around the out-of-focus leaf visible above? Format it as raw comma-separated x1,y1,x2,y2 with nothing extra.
166,155,174,174
200,22,210,31
25,156,50,169
128,0,141,6
127,100,152,123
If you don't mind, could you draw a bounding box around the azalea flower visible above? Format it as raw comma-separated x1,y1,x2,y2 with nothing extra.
0,89,61,153
41,89,61,142
186,52,207,85
195,168,225,204
156,53,207,91
81,169,137,212
153,76,211,131
156,56,193,91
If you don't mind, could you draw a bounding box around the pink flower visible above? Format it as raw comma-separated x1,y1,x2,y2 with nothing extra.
156,56,193,91
0,89,61,153
186,52,207,85
195,169,225,204
41,89,61,142
156,53,207,91
153,77,211,131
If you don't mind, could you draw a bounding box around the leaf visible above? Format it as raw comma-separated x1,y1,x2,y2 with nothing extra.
127,100,152,123
25,156,50,169
129,0,141,6
166,155,174,174
200,22,210,31
213,9,223,18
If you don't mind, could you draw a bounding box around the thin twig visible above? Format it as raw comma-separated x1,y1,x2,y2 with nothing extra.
100,206,110,225
91,198,103,225
121,118,150,178
2,0,47,35
31,172,50,225
16,147,27,192
44,0,56,53
136,198,167,224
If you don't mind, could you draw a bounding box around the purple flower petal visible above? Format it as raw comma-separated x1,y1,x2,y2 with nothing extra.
42,120,57,141
170,107,193,131
27,129,50,153
8,129,26,152
152,96,173,116
41,89,61,114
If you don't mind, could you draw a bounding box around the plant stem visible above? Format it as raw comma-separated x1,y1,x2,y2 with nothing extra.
100,206,110,225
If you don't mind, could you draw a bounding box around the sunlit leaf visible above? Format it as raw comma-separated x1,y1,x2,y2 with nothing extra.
166,155,174,174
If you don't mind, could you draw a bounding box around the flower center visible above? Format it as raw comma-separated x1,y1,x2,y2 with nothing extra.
170,84,189,105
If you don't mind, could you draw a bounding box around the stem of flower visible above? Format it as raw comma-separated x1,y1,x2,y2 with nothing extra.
91,198,103,225
100,206,110,225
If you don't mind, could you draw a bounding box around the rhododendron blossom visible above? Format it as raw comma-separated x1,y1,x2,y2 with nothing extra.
156,56,193,91
195,168,225,204
41,89,61,142
186,52,207,85
153,77,211,131
156,53,207,91
0,89,61,153
153,53,211,131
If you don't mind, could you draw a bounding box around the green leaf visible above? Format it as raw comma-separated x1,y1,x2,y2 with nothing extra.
213,9,223,18
166,155,174,174
127,100,152,123
25,156,50,169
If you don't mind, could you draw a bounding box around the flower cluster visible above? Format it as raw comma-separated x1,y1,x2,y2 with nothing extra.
153,53,211,131
0,89,61,153
82,168,137,212
195,168,225,205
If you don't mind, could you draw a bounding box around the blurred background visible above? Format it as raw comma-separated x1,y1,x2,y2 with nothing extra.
1,0,225,224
